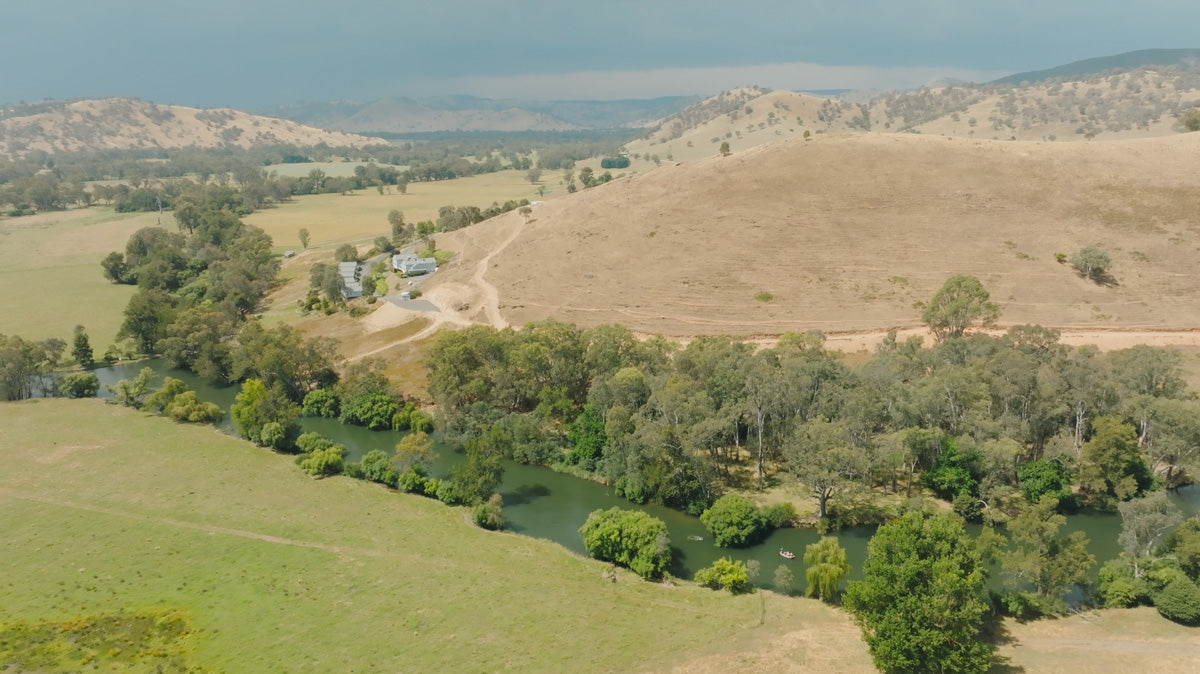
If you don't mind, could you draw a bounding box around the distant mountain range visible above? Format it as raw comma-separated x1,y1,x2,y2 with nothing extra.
0,98,382,158
2,49,1198,159
992,48,1200,85
260,95,698,134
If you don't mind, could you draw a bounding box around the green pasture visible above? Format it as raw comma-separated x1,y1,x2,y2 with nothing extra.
245,169,544,250
0,400,828,672
0,208,152,350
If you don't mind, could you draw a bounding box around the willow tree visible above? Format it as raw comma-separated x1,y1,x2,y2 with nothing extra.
804,536,850,602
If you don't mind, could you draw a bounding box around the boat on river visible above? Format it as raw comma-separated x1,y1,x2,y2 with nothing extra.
687,535,703,541
779,548,796,559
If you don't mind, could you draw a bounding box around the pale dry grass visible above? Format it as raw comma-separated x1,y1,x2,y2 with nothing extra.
429,131,1200,347
997,607,1200,673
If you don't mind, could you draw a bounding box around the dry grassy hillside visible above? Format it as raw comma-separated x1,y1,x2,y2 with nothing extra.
625,88,867,162
429,131,1200,339
0,98,382,157
874,68,1200,141
624,69,1200,163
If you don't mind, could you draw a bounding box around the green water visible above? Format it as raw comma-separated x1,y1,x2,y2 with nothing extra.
92,360,1200,582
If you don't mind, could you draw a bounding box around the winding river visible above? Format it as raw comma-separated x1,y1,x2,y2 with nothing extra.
92,360,1200,582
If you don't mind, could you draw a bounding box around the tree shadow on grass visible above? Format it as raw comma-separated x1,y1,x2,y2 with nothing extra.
984,610,1025,674
1075,269,1120,288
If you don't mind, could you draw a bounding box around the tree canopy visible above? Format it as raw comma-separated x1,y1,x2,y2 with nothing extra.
578,507,671,580
920,275,1000,343
844,511,993,674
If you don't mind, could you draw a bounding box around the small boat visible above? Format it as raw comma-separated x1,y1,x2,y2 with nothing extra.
779,548,796,559
687,535,704,541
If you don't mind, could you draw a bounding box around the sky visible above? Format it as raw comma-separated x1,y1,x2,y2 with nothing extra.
2,1,1198,108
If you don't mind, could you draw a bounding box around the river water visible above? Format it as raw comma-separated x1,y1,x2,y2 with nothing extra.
91,360,1200,583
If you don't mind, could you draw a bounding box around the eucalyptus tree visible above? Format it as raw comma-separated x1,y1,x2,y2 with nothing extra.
920,275,1000,344
743,350,785,490
1002,495,1095,614
1118,491,1183,578
786,417,869,519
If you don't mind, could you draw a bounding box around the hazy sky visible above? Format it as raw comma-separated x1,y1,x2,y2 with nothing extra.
2,1,1197,107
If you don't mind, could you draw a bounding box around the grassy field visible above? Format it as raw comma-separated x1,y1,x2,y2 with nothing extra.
0,399,871,672
0,208,151,351
245,169,545,251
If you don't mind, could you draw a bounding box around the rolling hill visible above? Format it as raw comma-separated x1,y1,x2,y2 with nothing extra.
624,66,1200,162
991,48,1200,85
0,98,384,158
427,130,1200,340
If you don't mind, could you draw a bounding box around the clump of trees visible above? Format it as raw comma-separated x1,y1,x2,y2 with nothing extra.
1092,492,1200,626
108,368,222,426
579,507,672,580
427,279,1199,530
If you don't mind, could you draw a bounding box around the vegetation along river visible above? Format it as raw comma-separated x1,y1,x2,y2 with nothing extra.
93,360,1200,583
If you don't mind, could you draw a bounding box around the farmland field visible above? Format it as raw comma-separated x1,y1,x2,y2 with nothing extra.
245,169,545,250
0,208,152,350
0,399,870,672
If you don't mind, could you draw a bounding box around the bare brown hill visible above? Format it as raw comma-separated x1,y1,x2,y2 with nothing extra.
0,98,382,157
428,131,1200,340
626,69,1200,163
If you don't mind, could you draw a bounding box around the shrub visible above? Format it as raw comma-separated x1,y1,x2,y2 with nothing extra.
359,449,398,487
472,493,505,530
435,480,464,505
260,422,288,450
1095,558,1148,608
763,502,797,528
302,388,340,418
339,391,400,430
423,477,443,498
695,557,751,593
164,391,223,424
295,432,334,454
701,495,769,548
1156,579,1200,625
409,410,434,433
300,445,345,477
397,466,428,494
58,372,100,398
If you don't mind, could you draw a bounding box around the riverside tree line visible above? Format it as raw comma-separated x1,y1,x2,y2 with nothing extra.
427,285,1200,525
